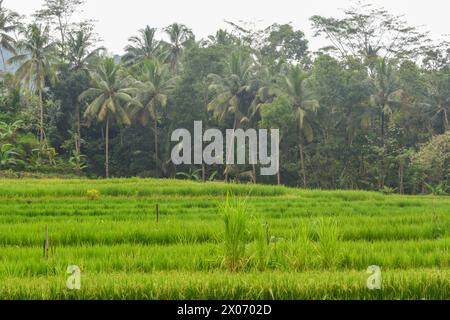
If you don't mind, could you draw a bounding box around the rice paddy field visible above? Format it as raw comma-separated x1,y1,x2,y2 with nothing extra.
0,178,448,300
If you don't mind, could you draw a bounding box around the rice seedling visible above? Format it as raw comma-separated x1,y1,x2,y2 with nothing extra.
221,192,250,272
312,217,343,269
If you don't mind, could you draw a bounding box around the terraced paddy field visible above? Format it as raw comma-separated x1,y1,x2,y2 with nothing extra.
0,179,448,300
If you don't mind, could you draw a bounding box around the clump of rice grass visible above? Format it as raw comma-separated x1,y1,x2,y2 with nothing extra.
221,192,249,272
86,189,100,201
313,216,343,269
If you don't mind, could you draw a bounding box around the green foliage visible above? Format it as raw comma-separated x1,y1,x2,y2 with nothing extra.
412,132,450,189
0,120,23,140
0,143,21,169
262,24,309,64
0,0,448,192
69,150,87,174
426,183,448,196
260,95,294,133
380,186,396,195
176,168,201,181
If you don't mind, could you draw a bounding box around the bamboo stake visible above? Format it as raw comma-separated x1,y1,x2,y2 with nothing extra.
156,204,159,223
44,225,49,260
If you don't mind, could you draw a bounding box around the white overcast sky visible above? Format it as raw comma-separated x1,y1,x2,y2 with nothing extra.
3,0,450,54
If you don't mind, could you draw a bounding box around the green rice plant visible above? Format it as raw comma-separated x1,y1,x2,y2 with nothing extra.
426,183,446,239
0,269,448,300
313,216,343,269
86,189,100,200
251,223,270,271
291,222,312,270
0,178,448,299
221,192,249,272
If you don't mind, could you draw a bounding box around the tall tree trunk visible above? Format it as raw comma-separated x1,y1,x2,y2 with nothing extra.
58,16,66,55
105,117,109,179
299,143,306,188
154,118,159,178
75,104,81,155
277,164,281,185
443,108,448,133
225,118,238,183
379,109,386,189
203,89,208,183
39,89,45,143
297,126,307,188
398,161,404,194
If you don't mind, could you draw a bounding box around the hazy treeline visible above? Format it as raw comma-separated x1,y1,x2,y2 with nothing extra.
0,0,448,193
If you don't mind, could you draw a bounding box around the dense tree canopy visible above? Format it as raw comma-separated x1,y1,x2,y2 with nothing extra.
0,1,448,194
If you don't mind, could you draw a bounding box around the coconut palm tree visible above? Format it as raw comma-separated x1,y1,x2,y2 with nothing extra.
370,59,402,143
369,58,402,188
0,1,19,72
250,62,280,121
207,29,236,47
278,65,319,187
66,28,105,154
245,63,280,183
79,57,140,178
208,51,255,181
163,23,194,72
9,24,57,143
122,26,161,68
132,60,176,177
423,70,450,134
66,29,104,72
208,51,255,124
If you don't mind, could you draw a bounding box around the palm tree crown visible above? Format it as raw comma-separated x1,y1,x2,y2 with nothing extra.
80,58,138,126
66,29,104,71
0,0,19,72
163,23,194,72
122,26,161,67
10,24,56,93
208,51,255,124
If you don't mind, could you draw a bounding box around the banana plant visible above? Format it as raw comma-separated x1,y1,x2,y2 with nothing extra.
176,168,202,181
0,144,21,169
69,150,88,175
0,120,24,140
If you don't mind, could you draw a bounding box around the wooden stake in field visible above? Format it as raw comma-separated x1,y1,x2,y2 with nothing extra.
156,204,159,223
44,224,49,260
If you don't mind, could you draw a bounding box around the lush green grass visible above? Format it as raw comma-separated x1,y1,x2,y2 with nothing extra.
0,178,448,300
